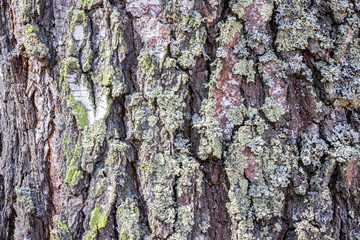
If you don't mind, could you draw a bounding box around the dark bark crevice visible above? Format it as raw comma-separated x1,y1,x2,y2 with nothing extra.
200,159,232,239
128,143,151,235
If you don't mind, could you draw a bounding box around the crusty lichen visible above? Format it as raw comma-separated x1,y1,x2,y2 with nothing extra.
63,136,83,186
15,186,35,214
193,99,223,160
50,220,73,240
67,95,88,128
329,0,353,24
275,1,317,52
233,58,255,83
178,50,196,69
23,24,49,59
157,89,186,134
217,16,242,45
83,119,107,151
89,206,108,231
226,104,247,127
80,0,102,10
230,0,253,19
300,134,328,166
117,198,142,240
261,97,285,123
223,104,300,238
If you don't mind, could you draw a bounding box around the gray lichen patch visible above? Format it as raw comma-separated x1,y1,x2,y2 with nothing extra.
223,103,302,238
329,0,354,24
274,0,331,52
15,186,35,214
193,99,223,160
23,24,49,59
300,134,328,166
117,198,142,240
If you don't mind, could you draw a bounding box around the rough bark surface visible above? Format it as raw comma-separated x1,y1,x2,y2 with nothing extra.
1,0,360,239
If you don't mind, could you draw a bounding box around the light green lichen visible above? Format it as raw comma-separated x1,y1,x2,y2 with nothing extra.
148,115,159,127
190,27,207,57
193,99,223,160
260,2,274,21
233,58,255,83
58,58,95,128
83,119,107,151
138,147,199,238
158,90,186,134
105,140,127,166
59,57,81,89
68,8,87,24
81,42,93,72
66,9,89,56
63,136,83,186
261,97,285,122
110,8,128,61
50,220,73,240
127,93,150,140
80,0,102,10
164,57,177,69
67,95,88,128
226,104,247,127
82,230,96,240
98,66,125,97
137,52,158,91
182,12,203,29
217,16,242,45
178,50,196,69
23,0,40,16
224,104,299,238
89,206,109,231
230,0,253,19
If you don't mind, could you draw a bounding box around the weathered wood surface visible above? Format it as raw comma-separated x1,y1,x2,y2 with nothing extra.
1,0,360,239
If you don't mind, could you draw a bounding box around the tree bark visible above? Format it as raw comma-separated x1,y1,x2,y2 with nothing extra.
1,0,360,239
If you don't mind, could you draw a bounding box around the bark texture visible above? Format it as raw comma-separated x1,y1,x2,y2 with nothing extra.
1,0,360,239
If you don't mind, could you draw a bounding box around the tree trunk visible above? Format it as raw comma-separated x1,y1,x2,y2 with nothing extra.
1,0,360,239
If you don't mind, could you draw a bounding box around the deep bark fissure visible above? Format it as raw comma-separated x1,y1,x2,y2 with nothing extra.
201,159,232,239
128,142,151,234
112,204,119,239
